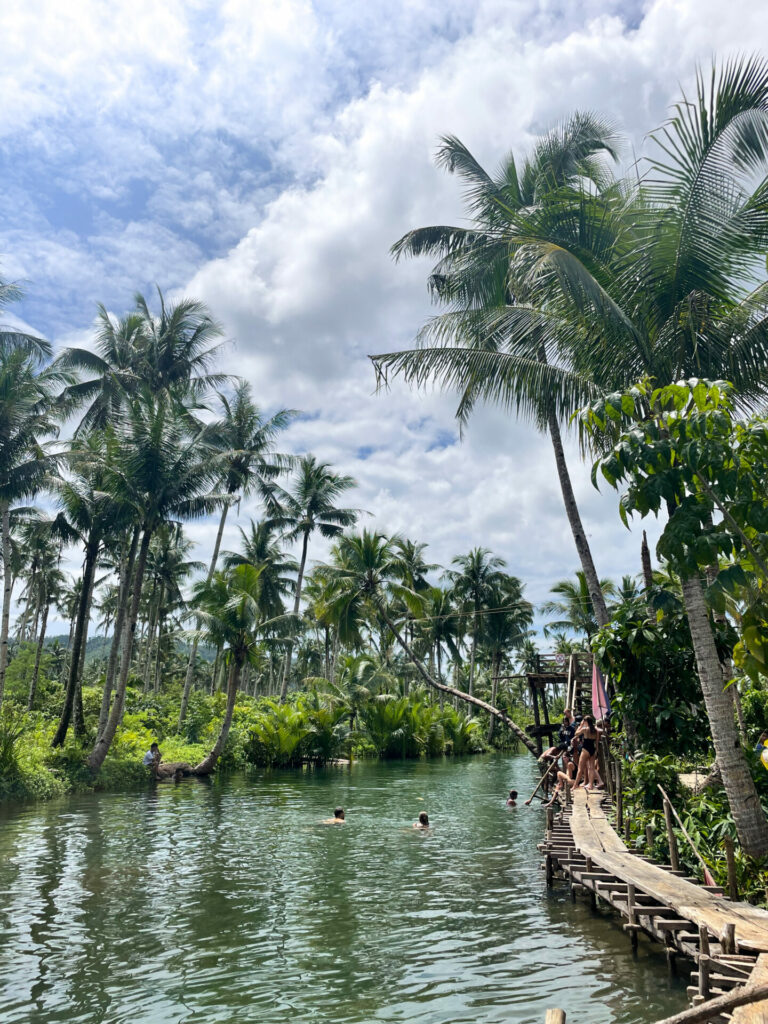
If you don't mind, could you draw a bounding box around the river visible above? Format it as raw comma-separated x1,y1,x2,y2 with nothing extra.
0,754,688,1024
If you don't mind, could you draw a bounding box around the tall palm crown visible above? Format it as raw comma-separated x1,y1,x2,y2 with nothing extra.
541,571,617,639
58,289,229,433
223,519,297,619
268,455,360,544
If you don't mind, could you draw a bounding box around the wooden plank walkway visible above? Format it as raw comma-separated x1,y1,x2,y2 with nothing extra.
540,789,768,1022
571,790,768,955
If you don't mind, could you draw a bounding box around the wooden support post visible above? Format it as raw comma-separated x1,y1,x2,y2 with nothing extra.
546,806,554,841
546,853,554,886
544,1010,566,1024
724,836,738,902
624,815,631,844
663,796,679,871
616,759,623,831
697,925,710,1002
627,883,639,951
721,921,736,955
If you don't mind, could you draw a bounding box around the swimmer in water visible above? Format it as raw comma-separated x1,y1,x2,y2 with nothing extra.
413,811,430,829
321,807,346,824
506,790,518,806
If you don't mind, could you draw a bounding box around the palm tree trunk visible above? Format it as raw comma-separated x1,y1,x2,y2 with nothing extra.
153,613,164,693
0,502,12,709
194,657,240,775
27,593,49,711
74,570,96,738
279,528,309,702
179,503,229,727
88,527,152,772
468,608,478,696
97,526,139,741
680,574,768,857
487,652,500,743
546,406,609,628
53,536,99,746
141,582,159,687
379,606,538,756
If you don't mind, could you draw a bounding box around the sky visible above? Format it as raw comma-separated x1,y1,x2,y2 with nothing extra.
3,0,768,632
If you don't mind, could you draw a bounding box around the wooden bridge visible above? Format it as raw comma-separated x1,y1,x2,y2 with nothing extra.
540,789,768,1023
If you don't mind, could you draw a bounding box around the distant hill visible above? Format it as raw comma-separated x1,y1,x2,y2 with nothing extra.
44,635,217,664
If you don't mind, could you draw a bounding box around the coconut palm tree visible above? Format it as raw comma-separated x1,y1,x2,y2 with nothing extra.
372,114,622,628
541,571,617,641
191,563,286,774
480,577,533,740
88,394,225,771
178,382,294,727
315,529,537,753
268,455,361,701
223,519,297,619
0,343,71,708
444,547,507,696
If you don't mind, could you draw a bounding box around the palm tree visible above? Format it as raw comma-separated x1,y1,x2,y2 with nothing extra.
480,577,533,740
371,115,622,628
191,564,285,774
269,455,361,701
223,519,297,619
88,395,224,772
51,431,131,745
178,382,294,727
315,529,538,753
27,554,65,711
58,288,229,431
0,343,71,708
541,571,617,641
444,547,507,696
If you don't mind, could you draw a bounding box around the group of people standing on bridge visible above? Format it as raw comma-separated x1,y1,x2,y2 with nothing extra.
539,709,604,805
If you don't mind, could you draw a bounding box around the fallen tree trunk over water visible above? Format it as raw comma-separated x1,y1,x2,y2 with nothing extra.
380,607,538,756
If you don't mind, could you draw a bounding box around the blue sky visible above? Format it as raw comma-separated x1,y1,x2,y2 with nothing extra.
3,0,767,626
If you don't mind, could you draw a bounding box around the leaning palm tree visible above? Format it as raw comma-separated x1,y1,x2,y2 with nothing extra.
178,382,294,727
372,114,622,628
444,547,507,696
268,455,361,701
315,529,538,754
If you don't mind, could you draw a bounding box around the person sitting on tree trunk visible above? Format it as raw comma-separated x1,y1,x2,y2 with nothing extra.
142,742,161,775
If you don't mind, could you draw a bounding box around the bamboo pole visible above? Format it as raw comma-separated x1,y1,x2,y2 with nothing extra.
649,983,768,1024
525,758,560,806
724,836,739,901
661,791,680,871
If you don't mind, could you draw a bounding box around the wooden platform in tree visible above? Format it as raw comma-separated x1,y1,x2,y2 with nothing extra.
570,789,768,954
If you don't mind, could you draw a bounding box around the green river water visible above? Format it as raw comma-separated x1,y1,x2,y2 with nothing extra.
0,754,688,1024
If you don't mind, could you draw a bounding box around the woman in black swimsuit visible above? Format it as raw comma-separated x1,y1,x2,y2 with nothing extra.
573,715,600,789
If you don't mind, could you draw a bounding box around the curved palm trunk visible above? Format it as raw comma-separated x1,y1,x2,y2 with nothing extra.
379,607,538,756
546,407,609,628
53,536,99,747
193,657,240,775
88,528,152,772
97,527,139,740
681,574,768,857
27,593,49,711
179,503,229,728
279,529,309,703
0,502,12,709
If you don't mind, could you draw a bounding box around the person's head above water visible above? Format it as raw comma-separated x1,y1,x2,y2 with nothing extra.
418,811,429,826
509,790,518,800
334,807,345,820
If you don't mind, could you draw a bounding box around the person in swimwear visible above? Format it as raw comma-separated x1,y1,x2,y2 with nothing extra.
413,811,430,829
573,716,601,789
506,790,518,806
322,807,346,824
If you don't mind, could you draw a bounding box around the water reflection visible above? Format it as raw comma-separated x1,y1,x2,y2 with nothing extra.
0,757,687,1024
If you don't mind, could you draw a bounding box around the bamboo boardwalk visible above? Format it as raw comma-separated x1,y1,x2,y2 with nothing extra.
539,789,768,1022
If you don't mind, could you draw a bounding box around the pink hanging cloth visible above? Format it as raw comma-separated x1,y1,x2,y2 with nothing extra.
591,660,610,721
